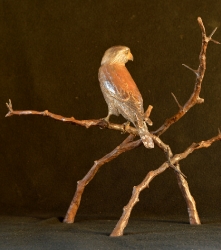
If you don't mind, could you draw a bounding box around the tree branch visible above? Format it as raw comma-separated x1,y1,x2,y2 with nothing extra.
175,163,201,225
110,133,221,236
63,134,139,223
154,17,220,136
5,99,138,135
6,100,184,173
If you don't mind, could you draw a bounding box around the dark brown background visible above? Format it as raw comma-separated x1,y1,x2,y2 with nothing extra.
1,0,221,220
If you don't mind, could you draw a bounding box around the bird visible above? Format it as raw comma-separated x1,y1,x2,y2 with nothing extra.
98,46,154,148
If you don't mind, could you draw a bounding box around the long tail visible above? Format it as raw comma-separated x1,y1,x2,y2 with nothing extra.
136,119,154,149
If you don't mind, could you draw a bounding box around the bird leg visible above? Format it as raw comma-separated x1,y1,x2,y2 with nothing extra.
122,121,131,134
101,112,113,127
103,113,111,123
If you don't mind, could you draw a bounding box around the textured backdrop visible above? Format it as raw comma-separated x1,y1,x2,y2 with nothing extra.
0,0,221,220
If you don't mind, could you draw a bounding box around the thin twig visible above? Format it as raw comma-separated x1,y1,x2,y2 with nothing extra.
154,17,220,136
171,92,182,109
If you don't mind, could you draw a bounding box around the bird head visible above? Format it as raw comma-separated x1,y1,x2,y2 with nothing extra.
101,46,133,65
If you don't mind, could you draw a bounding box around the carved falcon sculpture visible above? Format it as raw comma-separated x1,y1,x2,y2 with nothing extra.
98,46,154,148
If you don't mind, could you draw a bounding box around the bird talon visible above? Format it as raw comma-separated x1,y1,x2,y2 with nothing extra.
103,117,109,123
98,117,110,128
122,121,130,133
145,117,153,126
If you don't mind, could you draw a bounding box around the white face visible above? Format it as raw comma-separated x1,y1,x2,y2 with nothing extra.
114,47,133,64
101,46,132,65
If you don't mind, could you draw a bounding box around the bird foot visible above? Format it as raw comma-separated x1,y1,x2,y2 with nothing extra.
101,114,111,124
122,121,130,134
99,117,110,128
145,117,153,126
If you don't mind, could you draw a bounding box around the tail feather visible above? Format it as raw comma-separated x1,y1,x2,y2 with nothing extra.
136,121,154,148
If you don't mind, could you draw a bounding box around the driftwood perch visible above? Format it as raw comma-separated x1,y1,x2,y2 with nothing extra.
5,17,220,236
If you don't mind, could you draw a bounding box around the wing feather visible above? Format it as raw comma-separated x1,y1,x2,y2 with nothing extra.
99,64,144,115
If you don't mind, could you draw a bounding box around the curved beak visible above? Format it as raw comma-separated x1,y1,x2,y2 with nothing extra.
128,52,133,61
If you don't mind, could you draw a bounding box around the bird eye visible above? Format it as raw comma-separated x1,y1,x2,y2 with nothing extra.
125,49,129,54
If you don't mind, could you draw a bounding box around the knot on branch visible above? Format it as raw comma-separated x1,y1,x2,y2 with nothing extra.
43,110,49,116
197,97,204,104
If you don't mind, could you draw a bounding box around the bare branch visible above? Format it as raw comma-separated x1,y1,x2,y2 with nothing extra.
175,163,201,225
197,17,220,44
63,134,138,223
110,132,221,237
5,101,171,154
63,131,180,223
182,64,199,76
154,17,220,136
5,100,139,135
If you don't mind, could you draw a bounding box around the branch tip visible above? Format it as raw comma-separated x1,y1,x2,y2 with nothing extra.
205,26,220,44
6,99,12,109
197,17,206,34
182,64,199,76
5,99,13,117
209,27,218,38
171,92,182,109
210,38,221,45
144,105,153,126
197,17,202,23
197,97,204,104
